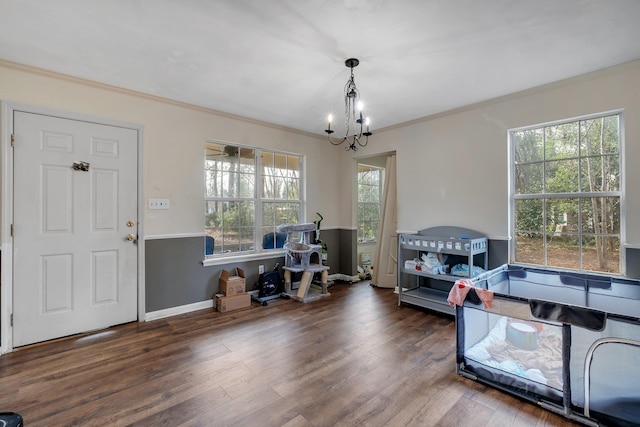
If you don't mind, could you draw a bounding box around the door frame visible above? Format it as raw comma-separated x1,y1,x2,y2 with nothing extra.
1,101,146,354
353,151,396,277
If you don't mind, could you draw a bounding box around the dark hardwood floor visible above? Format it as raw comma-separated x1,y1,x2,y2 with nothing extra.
0,281,580,426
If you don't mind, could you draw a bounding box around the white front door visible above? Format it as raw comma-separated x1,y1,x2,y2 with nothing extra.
12,111,138,347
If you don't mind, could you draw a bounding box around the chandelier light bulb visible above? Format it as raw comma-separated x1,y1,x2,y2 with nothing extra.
364,116,372,136
356,101,364,122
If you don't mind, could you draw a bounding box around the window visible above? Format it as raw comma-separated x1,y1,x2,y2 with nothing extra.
205,142,302,256
357,164,383,242
510,112,621,273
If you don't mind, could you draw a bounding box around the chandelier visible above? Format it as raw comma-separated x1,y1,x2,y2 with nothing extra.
325,58,372,151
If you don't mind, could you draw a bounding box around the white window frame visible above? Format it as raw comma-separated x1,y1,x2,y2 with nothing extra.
357,164,384,243
508,110,625,274
203,140,304,265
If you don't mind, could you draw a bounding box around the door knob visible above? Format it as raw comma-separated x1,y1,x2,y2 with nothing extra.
126,233,136,241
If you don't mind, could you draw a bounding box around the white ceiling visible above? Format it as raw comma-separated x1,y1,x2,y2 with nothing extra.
2,0,640,136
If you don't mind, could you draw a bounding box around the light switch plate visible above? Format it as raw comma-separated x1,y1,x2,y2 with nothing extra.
148,198,170,209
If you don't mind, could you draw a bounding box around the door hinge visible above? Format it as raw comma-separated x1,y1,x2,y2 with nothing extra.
11,133,15,147
10,223,14,237
10,313,13,327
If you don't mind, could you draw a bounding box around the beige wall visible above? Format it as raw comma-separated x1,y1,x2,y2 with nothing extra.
360,60,640,245
2,59,639,245
0,61,349,236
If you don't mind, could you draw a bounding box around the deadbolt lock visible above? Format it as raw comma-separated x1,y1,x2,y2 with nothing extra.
127,220,135,227
72,161,90,171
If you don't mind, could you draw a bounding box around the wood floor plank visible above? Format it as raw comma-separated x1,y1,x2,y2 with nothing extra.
435,394,494,427
0,281,582,426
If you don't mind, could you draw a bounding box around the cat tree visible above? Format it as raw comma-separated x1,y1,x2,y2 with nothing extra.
276,223,330,302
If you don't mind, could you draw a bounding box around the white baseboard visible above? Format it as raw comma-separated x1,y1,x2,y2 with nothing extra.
145,299,213,321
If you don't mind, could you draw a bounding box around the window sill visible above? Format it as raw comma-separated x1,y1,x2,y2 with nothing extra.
202,250,286,267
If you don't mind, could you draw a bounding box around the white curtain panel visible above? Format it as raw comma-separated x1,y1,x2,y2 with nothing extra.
372,154,397,288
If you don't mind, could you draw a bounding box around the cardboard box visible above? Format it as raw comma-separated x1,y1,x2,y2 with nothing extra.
219,267,246,296
214,292,251,313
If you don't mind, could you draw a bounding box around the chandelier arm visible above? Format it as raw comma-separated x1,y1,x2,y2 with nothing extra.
355,125,368,148
357,120,369,147
343,104,351,136
326,133,368,151
327,134,348,146
357,134,369,148
344,89,354,125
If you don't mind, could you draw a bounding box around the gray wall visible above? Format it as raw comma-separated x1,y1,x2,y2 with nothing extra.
625,248,640,279
488,239,509,270
145,230,351,312
145,237,285,312
145,235,637,313
338,228,357,275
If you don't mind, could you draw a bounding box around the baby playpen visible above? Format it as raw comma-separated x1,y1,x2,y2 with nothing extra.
455,265,640,426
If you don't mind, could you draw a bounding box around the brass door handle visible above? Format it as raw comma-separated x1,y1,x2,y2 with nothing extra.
126,233,136,241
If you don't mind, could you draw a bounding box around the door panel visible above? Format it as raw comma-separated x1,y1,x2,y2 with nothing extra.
42,165,73,232
42,254,73,312
93,169,118,230
13,111,138,347
92,250,118,304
